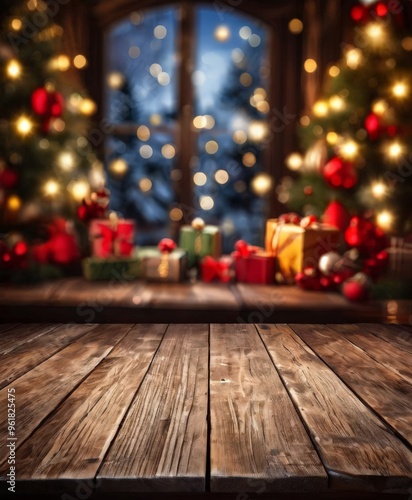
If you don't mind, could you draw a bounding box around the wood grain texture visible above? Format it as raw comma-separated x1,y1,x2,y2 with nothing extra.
210,323,327,493
357,323,412,355
0,323,98,389
98,324,209,493
290,324,412,446
134,283,240,310
0,324,132,455
10,324,166,492
0,323,61,354
327,324,412,385
257,324,412,492
0,281,59,304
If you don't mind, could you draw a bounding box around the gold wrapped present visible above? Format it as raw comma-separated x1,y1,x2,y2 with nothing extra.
265,218,340,282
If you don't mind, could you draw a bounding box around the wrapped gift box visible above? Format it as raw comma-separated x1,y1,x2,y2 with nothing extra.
82,256,141,281
265,218,340,282
232,242,275,284
137,247,188,282
89,218,135,258
179,223,221,268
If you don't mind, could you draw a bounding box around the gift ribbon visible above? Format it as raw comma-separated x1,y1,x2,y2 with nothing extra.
157,238,176,279
201,256,233,282
233,240,261,259
94,220,134,258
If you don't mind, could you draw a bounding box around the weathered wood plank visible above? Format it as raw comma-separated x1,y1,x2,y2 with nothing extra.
0,323,99,389
134,283,240,310
0,323,61,354
98,324,209,493
0,323,21,333
0,281,59,304
327,324,412,385
290,324,412,446
210,323,327,493
0,324,133,455
357,323,412,355
8,324,166,493
257,324,412,492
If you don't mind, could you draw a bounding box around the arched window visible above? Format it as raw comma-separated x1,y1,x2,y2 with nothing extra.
86,0,305,251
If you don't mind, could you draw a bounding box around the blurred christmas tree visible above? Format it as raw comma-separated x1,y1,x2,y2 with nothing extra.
284,0,412,238
0,0,98,281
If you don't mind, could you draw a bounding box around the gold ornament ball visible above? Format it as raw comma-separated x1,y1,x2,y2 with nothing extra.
191,217,205,231
318,252,341,275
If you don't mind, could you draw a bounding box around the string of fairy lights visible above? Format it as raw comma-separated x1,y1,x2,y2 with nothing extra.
283,7,412,234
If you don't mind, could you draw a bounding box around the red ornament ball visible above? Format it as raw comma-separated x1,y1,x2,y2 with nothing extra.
279,212,301,225
322,200,351,231
364,113,380,141
351,5,367,22
31,87,64,132
323,157,357,189
0,168,19,189
303,185,313,196
295,266,322,291
342,272,372,302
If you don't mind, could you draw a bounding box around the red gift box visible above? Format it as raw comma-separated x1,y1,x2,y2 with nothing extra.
232,240,276,284
89,217,135,258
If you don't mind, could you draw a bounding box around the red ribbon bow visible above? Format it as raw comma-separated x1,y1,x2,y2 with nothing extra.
200,256,233,282
158,238,176,254
233,240,261,258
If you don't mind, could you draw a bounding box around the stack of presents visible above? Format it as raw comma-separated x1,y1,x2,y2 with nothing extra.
81,193,341,285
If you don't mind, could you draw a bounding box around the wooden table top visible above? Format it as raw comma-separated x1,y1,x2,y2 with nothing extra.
0,277,408,324
0,322,411,499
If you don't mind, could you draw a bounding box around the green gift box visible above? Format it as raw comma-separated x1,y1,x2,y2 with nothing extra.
136,247,188,282
82,256,141,281
179,221,221,268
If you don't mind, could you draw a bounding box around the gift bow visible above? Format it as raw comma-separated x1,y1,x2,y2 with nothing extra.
201,256,233,282
95,222,134,258
233,240,261,258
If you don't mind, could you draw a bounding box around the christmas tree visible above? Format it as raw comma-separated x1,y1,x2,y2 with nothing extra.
284,0,412,238
0,0,98,281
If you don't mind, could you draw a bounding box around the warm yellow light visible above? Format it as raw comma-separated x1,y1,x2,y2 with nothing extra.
204,115,215,129
138,178,152,192
215,169,229,184
313,100,329,117
214,25,230,42
205,140,219,154
326,132,339,145
6,59,22,79
44,180,60,196
304,58,317,73
107,71,125,89
402,37,412,51
57,151,76,171
11,18,22,30
376,210,393,230
242,152,256,167
161,144,175,159
200,196,214,210
286,152,303,171
387,141,403,159
256,101,270,113
169,207,183,221
73,54,87,69
340,140,359,159
150,114,162,125
346,48,363,69
365,22,384,41
288,18,303,34
248,121,268,142
15,116,33,136
109,158,129,177
137,125,150,141
7,195,21,211
300,115,310,126
51,54,70,71
233,130,247,144
371,182,387,199
329,95,345,111
329,65,340,77
194,172,207,186
372,99,388,116
70,180,90,201
240,73,252,86
193,115,207,129
392,82,408,98
79,98,97,116
250,173,273,196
